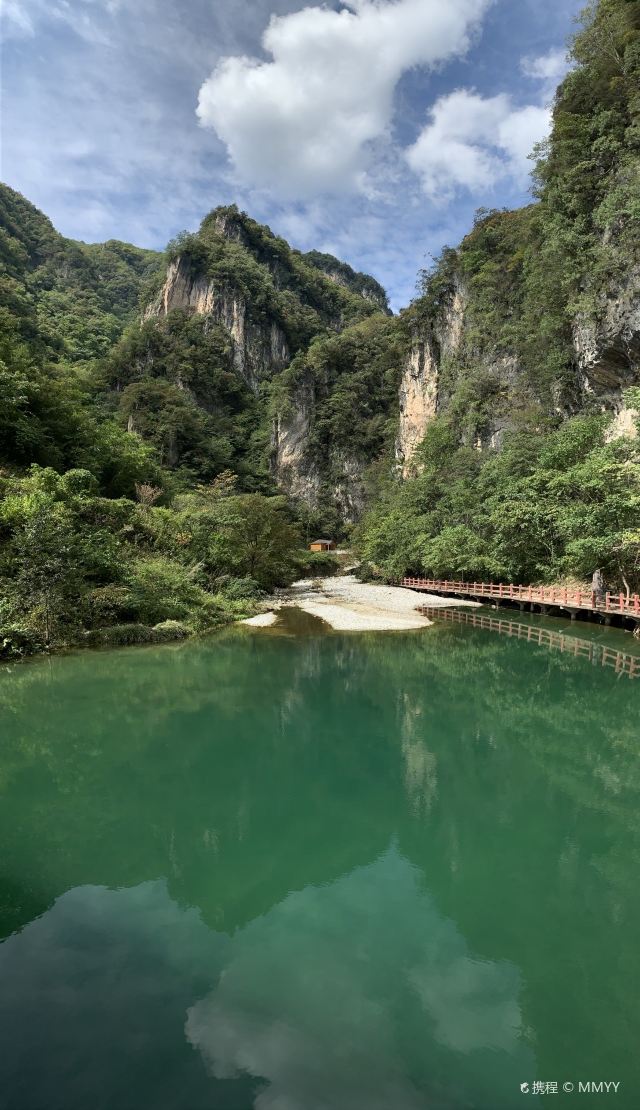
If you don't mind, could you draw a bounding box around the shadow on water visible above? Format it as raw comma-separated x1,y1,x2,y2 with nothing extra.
0,616,638,1108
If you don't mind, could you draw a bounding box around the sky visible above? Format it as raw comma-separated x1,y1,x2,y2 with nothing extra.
1,0,583,309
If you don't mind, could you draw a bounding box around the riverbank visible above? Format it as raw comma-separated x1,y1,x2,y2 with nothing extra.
241,575,480,632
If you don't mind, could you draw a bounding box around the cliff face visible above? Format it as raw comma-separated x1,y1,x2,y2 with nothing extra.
573,267,640,438
394,287,640,474
395,284,465,474
394,244,640,473
395,339,439,475
270,312,401,525
271,380,320,506
145,255,289,392
135,207,391,523
271,376,370,526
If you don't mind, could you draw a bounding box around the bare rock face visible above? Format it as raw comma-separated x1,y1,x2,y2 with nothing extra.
395,337,439,476
271,384,366,523
145,256,289,392
573,267,640,401
396,261,640,479
440,285,466,358
605,404,639,442
332,455,366,525
395,284,466,475
271,381,320,507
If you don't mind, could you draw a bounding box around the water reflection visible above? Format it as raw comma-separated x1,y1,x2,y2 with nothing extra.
0,624,639,1107
400,693,438,814
420,606,640,678
186,847,531,1110
0,882,229,1110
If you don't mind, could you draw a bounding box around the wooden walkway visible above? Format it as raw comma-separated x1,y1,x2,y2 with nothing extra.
402,577,640,620
418,607,640,678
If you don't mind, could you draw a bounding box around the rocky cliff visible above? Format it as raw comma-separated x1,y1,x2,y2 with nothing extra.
394,234,639,474
134,205,392,526
395,283,466,474
271,380,320,506
145,254,290,392
573,267,640,437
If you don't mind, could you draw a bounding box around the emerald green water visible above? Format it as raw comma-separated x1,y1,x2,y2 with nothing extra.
0,613,639,1110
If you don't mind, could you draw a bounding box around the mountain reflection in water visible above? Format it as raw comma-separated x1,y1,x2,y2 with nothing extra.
0,622,638,1108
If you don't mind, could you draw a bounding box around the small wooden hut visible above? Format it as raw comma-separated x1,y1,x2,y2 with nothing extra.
309,539,336,552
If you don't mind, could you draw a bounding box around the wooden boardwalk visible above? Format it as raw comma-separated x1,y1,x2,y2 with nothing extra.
402,577,640,621
419,606,640,678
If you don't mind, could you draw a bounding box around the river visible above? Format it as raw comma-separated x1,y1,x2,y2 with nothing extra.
0,611,638,1109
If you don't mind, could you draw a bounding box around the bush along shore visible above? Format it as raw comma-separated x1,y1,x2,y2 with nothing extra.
0,467,337,658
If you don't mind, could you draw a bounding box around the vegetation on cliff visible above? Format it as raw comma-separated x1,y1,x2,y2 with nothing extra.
1,0,639,654
356,409,640,586
357,0,640,591
0,189,343,657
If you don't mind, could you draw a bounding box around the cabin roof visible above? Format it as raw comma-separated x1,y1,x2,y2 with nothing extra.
310,539,333,544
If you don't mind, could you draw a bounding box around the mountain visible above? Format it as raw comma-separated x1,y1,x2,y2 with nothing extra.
103,203,395,529
357,0,640,590
0,184,161,365
0,0,639,658
0,189,395,655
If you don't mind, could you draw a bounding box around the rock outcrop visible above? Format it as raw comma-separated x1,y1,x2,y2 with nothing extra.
395,337,439,476
271,382,320,506
271,384,367,525
574,266,640,400
145,256,289,392
395,284,466,474
395,260,640,475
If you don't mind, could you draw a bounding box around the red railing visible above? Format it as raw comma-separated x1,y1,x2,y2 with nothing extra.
418,606,640,677
401,577,640,617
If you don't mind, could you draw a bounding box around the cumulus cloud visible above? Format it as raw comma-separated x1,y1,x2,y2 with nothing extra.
406,89,550,199
521,46,568,82
196,0,491,197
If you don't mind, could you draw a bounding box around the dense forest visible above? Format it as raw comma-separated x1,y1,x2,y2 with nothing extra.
1,0,639,657
357,0,640,590
0,181,394,655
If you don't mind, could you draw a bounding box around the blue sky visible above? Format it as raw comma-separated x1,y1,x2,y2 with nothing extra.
2,0,583,309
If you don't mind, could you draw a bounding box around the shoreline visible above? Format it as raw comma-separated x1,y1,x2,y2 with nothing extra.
241,575,480,632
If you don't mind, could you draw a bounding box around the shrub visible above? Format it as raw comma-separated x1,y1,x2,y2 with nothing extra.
85,623,155,647
296,550,339,577
151,620,191,641
218,576,264,600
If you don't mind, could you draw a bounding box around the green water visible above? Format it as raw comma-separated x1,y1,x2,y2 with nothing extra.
0,613,639,1110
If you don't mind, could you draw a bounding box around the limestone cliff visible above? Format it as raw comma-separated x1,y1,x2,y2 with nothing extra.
395,338,439,475
394,251,640,473
574,267,640,439
573,268,640,395
271,379,368,526
395,284,465,474
145,255,289,392
271,381,320,506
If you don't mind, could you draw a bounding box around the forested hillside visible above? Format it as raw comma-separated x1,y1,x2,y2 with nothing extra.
1,0,639,657
357,0,640,592
0,188,387,656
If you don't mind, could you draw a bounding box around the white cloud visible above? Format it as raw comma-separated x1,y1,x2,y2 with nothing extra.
196,0,492,197
521,46,568,82
406,89,550,199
